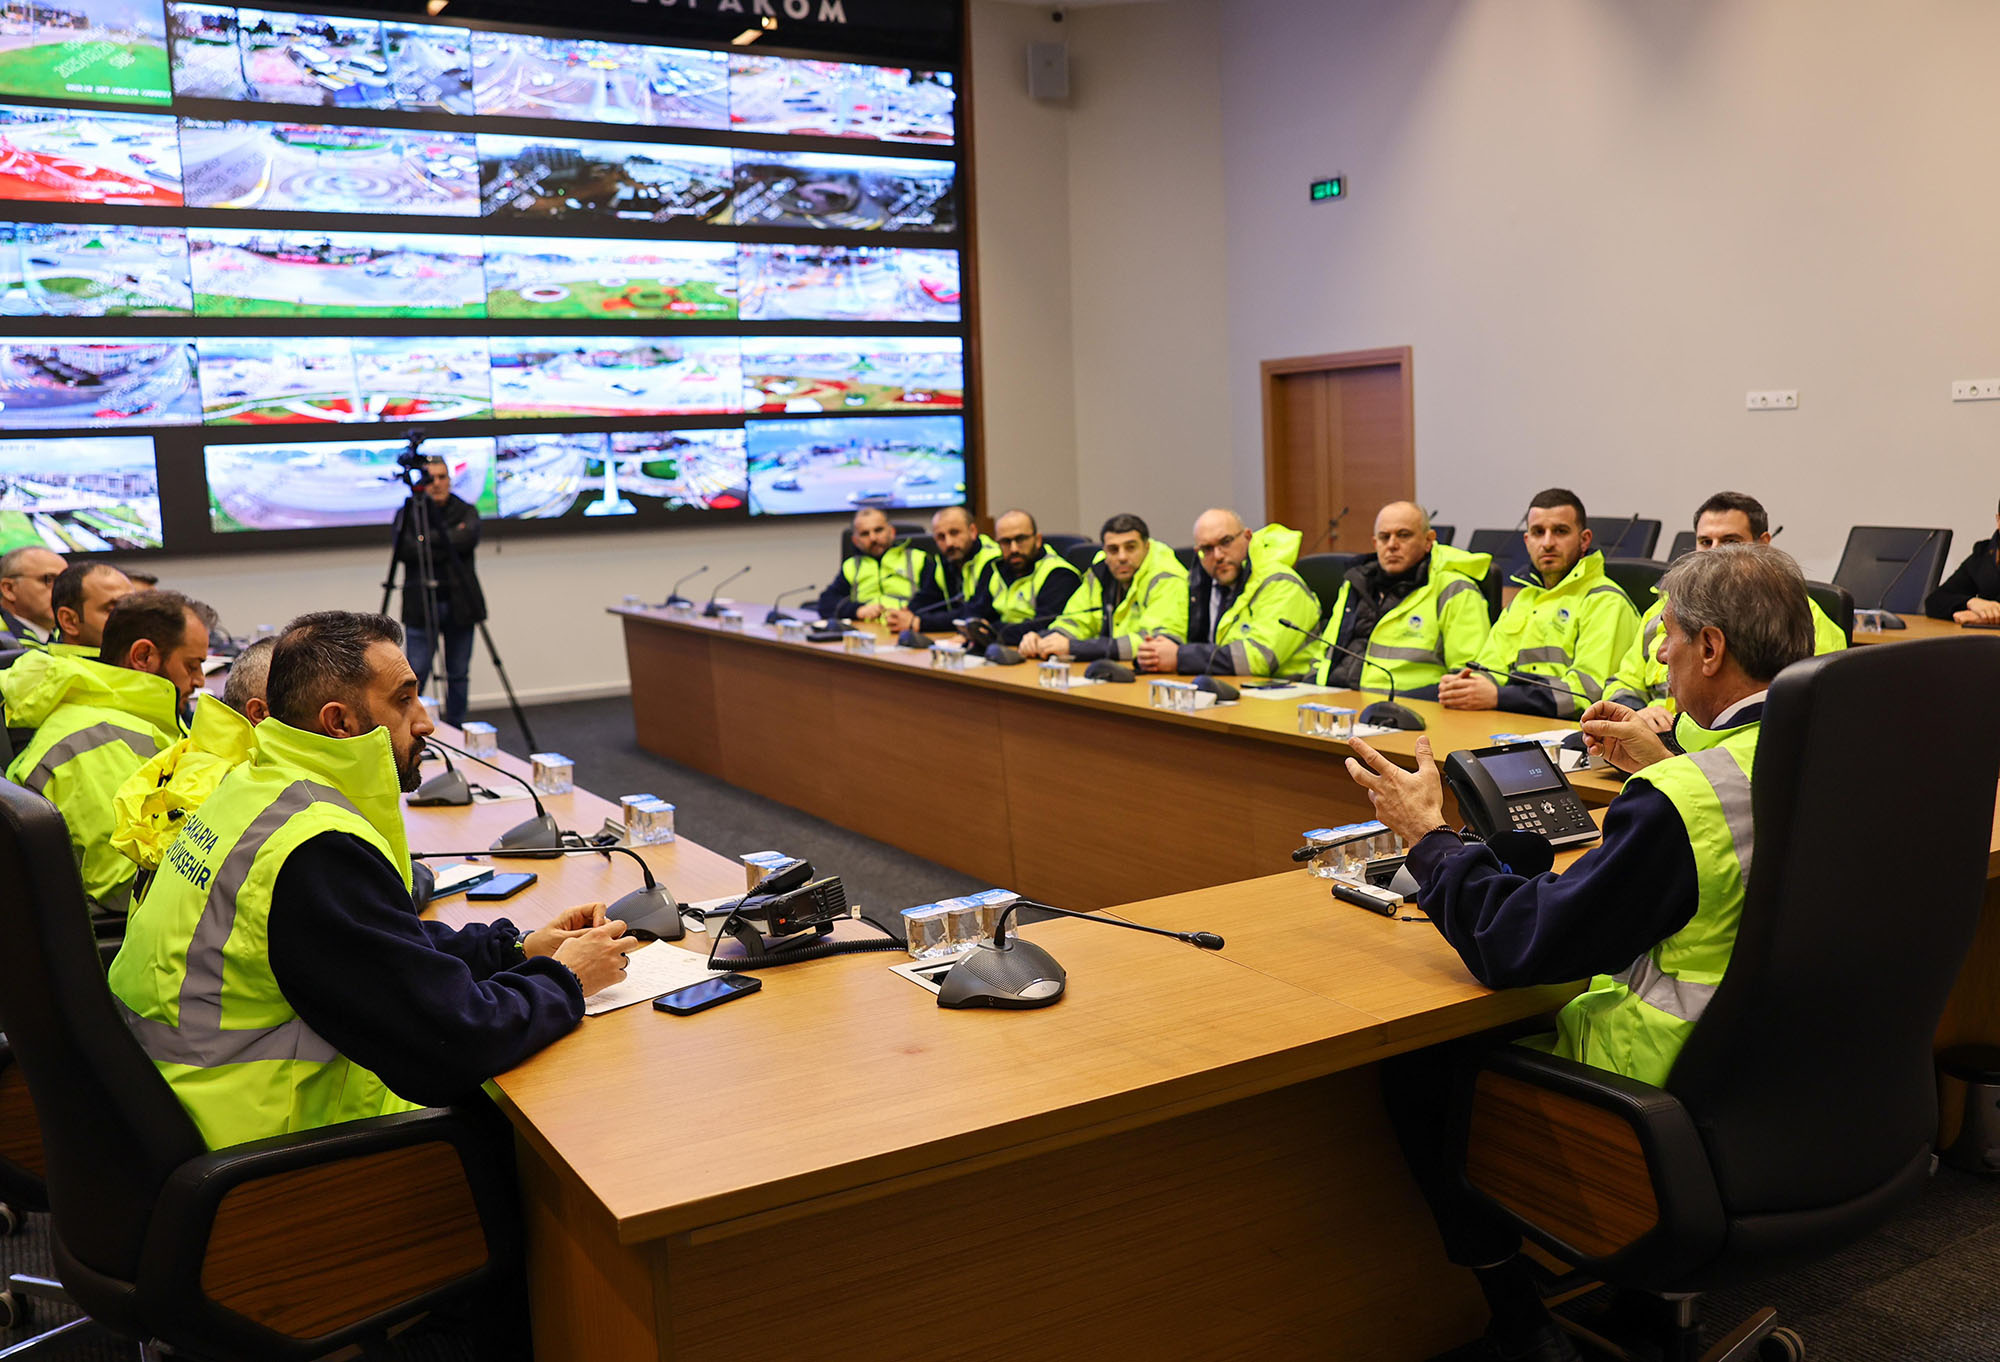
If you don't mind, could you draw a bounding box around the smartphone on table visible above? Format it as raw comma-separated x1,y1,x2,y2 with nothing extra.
466,871,538,902
653,973,762,1015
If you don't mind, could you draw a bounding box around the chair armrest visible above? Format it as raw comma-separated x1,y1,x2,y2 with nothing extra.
1463,1043,1727,1277
138,1104,517,1352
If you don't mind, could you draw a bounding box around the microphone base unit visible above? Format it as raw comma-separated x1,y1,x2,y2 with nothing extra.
491,812,567,857
410,768,474,807
613,884,686,943
936,938,1067,1009
1854,608,1907,631
1357,700,1426,732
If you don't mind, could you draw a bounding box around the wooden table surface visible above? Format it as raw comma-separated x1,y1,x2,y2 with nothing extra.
1853,613,1988,644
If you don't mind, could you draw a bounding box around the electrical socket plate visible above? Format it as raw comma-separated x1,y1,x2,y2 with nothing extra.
1951,379,2000,402
1746,390,1798,410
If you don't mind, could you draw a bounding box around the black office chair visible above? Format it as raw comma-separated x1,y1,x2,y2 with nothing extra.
1431,524,1457,547
1832,527,1954,615
1603,558,1669,609
0,649,28,671
0,777,525,1361
1295,552,1362,629
1468,529,1532,584
1453,636,2000,1362
1586,517,1662,559
1172,546,1199,572
1043,533,1090,554
1668,531,1698,562
1061,542,1100,574
1805,579,1854,646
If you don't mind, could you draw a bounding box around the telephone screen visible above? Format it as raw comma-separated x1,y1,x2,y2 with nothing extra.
1483,748,1565,797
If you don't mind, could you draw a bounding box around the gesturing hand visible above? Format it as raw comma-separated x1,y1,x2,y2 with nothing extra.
1579,699,1673,774
1342,735,1447,847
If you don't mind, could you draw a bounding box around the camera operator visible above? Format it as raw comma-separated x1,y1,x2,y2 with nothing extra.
397,453,485,726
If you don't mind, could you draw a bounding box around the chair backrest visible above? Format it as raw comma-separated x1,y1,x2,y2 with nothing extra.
1061,542,1100,574
1805,579,1854,645
1587,516,1662,559
1466,529,1531,594
1667,530,1697,562
0,779,206,1283
1602,557,1668,608
1832,526,1954,614
1295,552,1362,628
0,647,29,670
1430,524,1456,547
1043,533,1090,554
1172,546,1199,572
1667,638,2000,1216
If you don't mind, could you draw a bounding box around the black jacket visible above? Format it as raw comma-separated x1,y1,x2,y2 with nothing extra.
395,492,486,627
963,548,1081,644
1323,555,1429,688
1926,537,2000,619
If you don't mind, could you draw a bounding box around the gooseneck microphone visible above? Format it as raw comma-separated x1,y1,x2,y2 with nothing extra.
421,735,566,855
1593,513,1640,560
1277,617,1425,731
662,564,708,608
1460,660,1594,704
1190,631,1240,702
976,608,1068,665
935,897,1225,1010
411,745,473,806
1858,528,1941,632
1308,505,1352,555
765,583,818,625
702,565,752,618
411,844,684,941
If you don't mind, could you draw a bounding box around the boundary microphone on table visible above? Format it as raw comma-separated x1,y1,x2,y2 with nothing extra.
1277,617,1425,731
935,897,1224,1010
422,735,566,855
765,584,817,625
662,564,707,608
411,746,474,807
1190,633,1239,701
703,565,752,618
411,844,684,941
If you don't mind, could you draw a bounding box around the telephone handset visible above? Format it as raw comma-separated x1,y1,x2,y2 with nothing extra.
1442,741,1601,849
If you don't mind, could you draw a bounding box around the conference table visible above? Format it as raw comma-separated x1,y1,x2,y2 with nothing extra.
416,700,2000,1362
612,603,1630,911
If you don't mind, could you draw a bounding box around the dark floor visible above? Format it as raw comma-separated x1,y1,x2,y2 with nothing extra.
7,696,2000,1360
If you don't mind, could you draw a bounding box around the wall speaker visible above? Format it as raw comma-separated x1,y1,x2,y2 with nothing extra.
1027,41,1069,101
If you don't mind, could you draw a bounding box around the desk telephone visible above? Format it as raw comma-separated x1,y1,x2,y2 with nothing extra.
1442,741,1601,850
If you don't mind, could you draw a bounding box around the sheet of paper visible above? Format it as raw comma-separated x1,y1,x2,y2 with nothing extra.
583,941,725,1016
1235,681,1339,702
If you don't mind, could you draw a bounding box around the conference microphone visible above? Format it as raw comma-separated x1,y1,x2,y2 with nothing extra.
1460,660,1595,704
1188,626,1243,701
1770,525,1785,540
1857,528,1941,632
1308,505,1352,555
411,844,684,942
1277,617,1425,731
765,583,818,625
421,735,567,855
935,896,1225,1011
969,608,1068,665
661,564,708,608
702,565,752,618
1593,513,1640,560
411,745,473,807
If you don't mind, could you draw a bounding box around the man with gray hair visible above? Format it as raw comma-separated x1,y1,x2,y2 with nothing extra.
0,545,65,647
1343,544,1812,1362
220,635,275,724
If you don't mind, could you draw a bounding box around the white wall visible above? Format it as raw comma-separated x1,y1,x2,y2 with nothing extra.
1219,0,2000,581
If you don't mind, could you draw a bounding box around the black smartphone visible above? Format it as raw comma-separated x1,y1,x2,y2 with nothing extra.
653,972,762,1016
466,871,538,901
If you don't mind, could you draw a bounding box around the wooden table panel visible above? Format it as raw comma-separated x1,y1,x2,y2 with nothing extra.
709,640,845,818
621,619,722,771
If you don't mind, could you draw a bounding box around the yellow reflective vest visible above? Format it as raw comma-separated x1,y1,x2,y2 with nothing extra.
1472,552,1640,718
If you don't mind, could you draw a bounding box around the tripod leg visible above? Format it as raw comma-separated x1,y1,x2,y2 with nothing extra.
475,620,537,752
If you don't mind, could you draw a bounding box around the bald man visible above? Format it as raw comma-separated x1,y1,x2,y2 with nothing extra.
958,509,1081,645
888,505,1000,633
0,545,66,648
1306,503,1491,695
811,508,934,623
1135,509,1318,677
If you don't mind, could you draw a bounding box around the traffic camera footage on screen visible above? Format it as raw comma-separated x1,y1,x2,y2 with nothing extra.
0,0,969,556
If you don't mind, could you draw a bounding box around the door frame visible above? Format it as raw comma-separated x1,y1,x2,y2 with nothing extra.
1260,345,1414,531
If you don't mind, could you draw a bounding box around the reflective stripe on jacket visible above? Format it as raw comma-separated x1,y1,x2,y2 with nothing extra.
1605,590,1846,711
3,649,179,912
1051,538,1190,659
842,541,930,608
1550,717,1759,1086
1308,543,1492,691
108,719,424,1150
983,544,1080,626
1185,523,1320,676
1472,551,1640,718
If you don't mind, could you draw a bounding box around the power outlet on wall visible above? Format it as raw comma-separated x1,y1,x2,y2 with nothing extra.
1745,390,1799,410
1951,379,2000,402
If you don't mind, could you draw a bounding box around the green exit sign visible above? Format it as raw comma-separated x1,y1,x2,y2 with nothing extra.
1310,176,1346,202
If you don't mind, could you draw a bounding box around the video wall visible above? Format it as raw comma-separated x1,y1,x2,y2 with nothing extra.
0,0,970,555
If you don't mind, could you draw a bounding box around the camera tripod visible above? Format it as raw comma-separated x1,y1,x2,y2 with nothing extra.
378,431,538,752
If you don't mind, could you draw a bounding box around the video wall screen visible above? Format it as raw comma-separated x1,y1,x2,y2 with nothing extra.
0,0,971,554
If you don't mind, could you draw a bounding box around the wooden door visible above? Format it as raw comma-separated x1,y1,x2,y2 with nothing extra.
1262,347,1414,553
